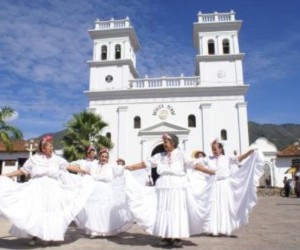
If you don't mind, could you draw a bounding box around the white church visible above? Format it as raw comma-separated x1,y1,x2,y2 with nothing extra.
83,10,293,186
85,11,248,161
0,11,298,187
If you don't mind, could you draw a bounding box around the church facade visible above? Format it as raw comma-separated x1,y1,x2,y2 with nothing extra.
85,11,249,164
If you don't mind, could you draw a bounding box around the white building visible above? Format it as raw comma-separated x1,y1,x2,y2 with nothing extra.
249,138,300,188
85,11,250,166
249,138,278,187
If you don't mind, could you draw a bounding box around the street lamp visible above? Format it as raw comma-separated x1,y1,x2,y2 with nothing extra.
25,139,38,157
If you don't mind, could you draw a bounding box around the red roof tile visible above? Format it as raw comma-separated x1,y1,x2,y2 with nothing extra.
277,144,300,157
0,140,32,152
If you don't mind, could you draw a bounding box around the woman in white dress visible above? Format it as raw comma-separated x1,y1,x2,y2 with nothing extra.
70,145,98,174
0,135,95,246
203,140,264,236
124,133,215,247
75,148,133,238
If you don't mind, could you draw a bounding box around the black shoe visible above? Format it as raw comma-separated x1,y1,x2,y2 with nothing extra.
28,237,38,246
172,239,182,247
159,238,173,246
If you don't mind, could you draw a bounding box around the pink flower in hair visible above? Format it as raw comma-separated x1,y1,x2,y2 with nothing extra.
42,135,53,143
86,145,96,153
99,147,109,155
211,138,219,145
162,133,171,140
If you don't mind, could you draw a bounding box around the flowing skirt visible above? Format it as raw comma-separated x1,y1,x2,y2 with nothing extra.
0,173,95,241
125,170,215,238
203,151,265,235
75,176,133,236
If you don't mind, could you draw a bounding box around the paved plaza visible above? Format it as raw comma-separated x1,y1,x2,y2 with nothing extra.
0,196,299,250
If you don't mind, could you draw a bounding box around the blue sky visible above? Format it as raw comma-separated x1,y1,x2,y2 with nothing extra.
1,0,299,139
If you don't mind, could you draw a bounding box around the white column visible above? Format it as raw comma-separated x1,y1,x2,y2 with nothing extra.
232,34,240,54
236,102,249,153
270,159,275,187
199,35,203,55
117,106,128,158
215,36,219,55
235,60,244,85
94,42,98,61
199,103,212,154
109,42,113,60
123,41,127,59
140,139,146,161
230,35,235,54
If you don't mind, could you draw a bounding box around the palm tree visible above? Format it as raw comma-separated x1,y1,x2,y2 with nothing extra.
0,106,23,151
62,111,113,161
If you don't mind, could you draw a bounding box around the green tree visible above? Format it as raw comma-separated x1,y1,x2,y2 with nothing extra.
62,111,113,161
0,106,23,150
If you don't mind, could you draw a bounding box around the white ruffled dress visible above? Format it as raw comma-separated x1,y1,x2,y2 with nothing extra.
125,148,215,239
70,158,98,174
75,163,133,236
203,150,265,235
0,153,95,241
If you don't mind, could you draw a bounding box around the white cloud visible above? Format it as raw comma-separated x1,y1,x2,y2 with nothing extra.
0,0,162,138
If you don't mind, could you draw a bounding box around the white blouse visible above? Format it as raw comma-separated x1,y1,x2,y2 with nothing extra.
89,163,124,182
145,148,194,176
20,153,68,179
70,159,98,172
206,155,238,180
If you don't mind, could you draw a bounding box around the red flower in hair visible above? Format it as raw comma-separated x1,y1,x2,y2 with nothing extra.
42,135,52,143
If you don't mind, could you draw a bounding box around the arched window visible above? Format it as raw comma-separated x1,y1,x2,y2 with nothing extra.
115,44,121,59
222,39,230,54
101,45,107,60
134,116,141,129
106,132,111,139
188,115,196,127
208,39,215,55
221,129,227,140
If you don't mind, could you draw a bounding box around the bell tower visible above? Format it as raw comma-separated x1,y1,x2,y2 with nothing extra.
193,11,244,86
88,17,140,90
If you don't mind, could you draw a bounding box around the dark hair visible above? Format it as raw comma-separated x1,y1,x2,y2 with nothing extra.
39,135,52,152
167,133,179,148
217,143,225,155
116,158,126,165
196,151,206,158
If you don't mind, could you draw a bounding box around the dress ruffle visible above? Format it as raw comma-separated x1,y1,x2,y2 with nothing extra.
75,176,133,236
203,151,265,235
124,170,215,238
0,173,95,241
125,151,264,238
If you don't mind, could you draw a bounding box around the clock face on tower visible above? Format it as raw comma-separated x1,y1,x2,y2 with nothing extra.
105,75,113,83
217,70,226,78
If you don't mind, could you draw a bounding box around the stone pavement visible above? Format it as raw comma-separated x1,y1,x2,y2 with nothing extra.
0,196,299,250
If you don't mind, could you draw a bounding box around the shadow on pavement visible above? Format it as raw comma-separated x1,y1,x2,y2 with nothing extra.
0,224,84,249
106,231,198,248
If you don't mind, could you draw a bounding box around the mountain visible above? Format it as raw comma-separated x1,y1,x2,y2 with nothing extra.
34,130,66,149
41,122,300,151
248,122,300,150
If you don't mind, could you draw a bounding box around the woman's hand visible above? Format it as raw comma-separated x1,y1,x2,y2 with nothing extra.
195,163,216,175
124,166,132,171
238,148,257,162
